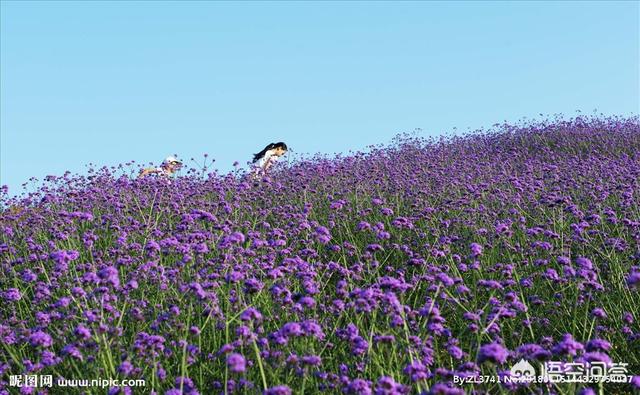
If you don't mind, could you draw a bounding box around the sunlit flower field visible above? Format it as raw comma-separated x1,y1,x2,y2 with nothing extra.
1,116,639,394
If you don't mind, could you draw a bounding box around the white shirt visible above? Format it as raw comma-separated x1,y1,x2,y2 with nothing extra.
155,167,170,176
259,150,278,168
254,149,279,175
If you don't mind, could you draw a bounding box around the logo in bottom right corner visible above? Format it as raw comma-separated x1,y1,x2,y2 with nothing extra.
509,359,634,384
510,359,536,383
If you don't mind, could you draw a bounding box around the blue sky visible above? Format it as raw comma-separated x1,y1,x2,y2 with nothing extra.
1,1,638,193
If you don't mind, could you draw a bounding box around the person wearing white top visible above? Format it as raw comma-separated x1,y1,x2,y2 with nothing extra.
138,156,183,178
252,142,288,178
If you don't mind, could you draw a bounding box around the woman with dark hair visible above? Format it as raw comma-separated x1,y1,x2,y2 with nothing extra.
252,142,288,177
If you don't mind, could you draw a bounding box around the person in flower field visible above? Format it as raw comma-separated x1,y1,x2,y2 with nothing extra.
138,156,183,178
251,142,288,178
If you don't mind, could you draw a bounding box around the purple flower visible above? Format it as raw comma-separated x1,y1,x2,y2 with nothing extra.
403,360,428,381
118,361,134,376
28,331,52,348
427,383,465,395
345,378,372,395
98,266,120,288
174,376,196,393
575,257,593,270
579,352,612,365
281,322,303,337
298,296,315,308
240,307,263,323
591,308,607,319
229,232,246,244
627,271,640,288
552,334,584,356
477,279,503,289
244,278,264,294
515,343,551,360
227,353,246,373
469,243,483,257
447,345,464,360
264,385,292,395
366,244,384,252
477,342,508,364
219,232,246,248
585,339,611,352
3,288,21,302
50,249,79,271
314,226,331,244
301,320,325,340
61,344,83,360
145,240,161,252
74,325,92,340
436,273,455,287
374,376,407,395
357,221,372,231
301,355,321,366
20,270,37,282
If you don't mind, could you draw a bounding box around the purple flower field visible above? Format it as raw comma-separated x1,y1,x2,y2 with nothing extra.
1,116,640,394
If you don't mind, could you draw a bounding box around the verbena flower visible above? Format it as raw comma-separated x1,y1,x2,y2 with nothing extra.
477,342,508,364
552,334,584,356
227,353,246,373
264,385,292,395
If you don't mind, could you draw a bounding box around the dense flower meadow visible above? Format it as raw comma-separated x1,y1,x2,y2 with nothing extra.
1,116,640,395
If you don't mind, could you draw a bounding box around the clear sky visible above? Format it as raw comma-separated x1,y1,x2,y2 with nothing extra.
1,1,638,193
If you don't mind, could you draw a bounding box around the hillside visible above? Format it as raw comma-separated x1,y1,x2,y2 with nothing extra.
1,116,640,394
